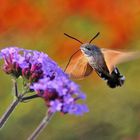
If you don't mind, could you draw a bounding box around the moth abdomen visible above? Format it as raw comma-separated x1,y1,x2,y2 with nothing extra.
107,68,125,88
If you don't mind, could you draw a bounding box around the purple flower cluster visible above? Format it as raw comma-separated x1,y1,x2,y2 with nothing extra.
31,74,88,115
0,47,44,82
0,47,88,115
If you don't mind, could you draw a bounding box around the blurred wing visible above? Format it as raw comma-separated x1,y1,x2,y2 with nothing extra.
65,50,93,79
101,49,140,73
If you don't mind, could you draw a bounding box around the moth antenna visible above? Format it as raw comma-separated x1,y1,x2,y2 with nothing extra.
64,49,81,72
89,32,100,44
64,33,83,44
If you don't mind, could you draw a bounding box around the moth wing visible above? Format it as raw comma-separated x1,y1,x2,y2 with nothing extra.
101,48,139,73
65,50,93,79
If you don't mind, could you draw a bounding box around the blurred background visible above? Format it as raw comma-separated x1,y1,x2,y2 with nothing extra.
0,0,140,140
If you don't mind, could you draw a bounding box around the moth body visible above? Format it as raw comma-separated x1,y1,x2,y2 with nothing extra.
80,43,125,88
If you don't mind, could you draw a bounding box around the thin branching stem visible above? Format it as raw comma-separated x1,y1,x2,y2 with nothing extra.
0,93,40,128
0,97,22,128
0,80,29,128
0,79,41,129
13,79,18,98
0,80,21,128
28,112,55,140
22,94,40,102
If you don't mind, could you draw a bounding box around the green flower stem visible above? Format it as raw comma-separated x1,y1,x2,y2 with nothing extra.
22,94,40,101
0,79,22,128
0,93,40,129
0,97,22,128
28,112,55,140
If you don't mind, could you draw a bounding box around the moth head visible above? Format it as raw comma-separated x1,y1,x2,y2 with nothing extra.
80,43,99,56
80,43,94,56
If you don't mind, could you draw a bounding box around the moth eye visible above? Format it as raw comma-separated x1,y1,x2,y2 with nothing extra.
86,47,91,51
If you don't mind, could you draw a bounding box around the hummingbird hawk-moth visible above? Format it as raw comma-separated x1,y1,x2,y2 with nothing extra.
64,32,139,88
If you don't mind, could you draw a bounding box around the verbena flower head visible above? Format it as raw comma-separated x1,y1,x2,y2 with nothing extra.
31,76,88,115
0,47,88,115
